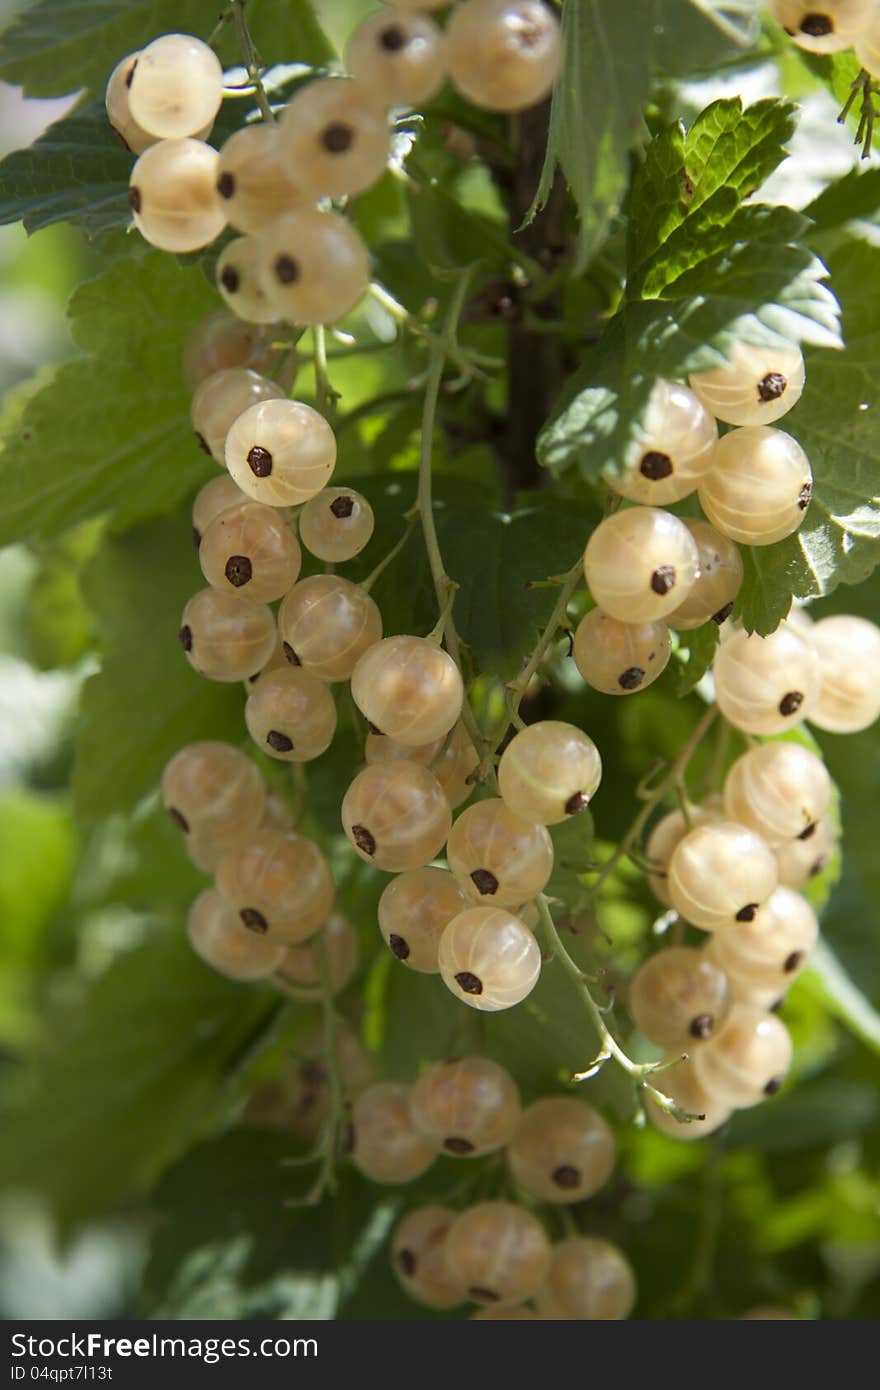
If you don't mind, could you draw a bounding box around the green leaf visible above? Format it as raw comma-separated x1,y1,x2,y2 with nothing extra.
0,250,217,545
803,165,880,234
801,939,880,1055
0,929,279,1232
73,514,243,822
544,812,596,916
673,623,720,695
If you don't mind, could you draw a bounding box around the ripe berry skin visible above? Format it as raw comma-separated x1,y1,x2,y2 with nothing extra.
437,907,541,1011
190,367,284,463
713,623,821,736
507,1096,616,1204
573,608,671,696
105,53,157,155
244,667,337,763
693,1003,793,1107
807,615,880,733
278,575,382,682
351,636,464,748
689,340,806,425
775,812,836,888
298,487,375,563
391,1207,464,1310
179,588,276,683
582,507,701,624
191,474,249,544
183,311,277,389
668,820,779,931
706,885,818,993
215,236,278,325
410,1055,521,1157
628,947,731,1050
856,11,880,74
278,78,389,200
350,1082,437,1184
447,0,563,113
366,721,478,810
666,520,743,631
444,1202,551,1307
215,830,335,945
446,798,554,907
341,761,452,872
127,33,224,139
723,742,832,847
257,207,371,326
187,889,286,981
497,720,602,826
645,803,722,907
162,741,266,846
129,138,226,253
608,378,717,505
216,124,303,235
199,502,302,603
698,426,813,546
378,866,467,972
346,11,448,107
225,398,337,508
535,1237,636,1320
276,913,359,998
767,0,876,53
644,1055,732,1141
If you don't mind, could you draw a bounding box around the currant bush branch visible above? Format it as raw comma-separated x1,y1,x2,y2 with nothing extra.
230,0,276,124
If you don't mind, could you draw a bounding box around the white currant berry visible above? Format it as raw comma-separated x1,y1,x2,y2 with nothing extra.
216,236,278,325
244,667,337,762
573,608,671,696
225,398,337,507
855,10,880,74
706,886,818,992
298,487,375,563
668,820,779,930
535,1237,636,1320
341,761,452,872
129,138,226,253
351,635,464,747
723,742,832,846
105,52,157,155
191,474,249,546
497,720,602,825
259,787,296,833
190,367,284,463
629,947,731,1049
199,501,302,602
179,588,276,683
216,829,335,945
366,721,478,810
279,78,389,200
187,889,285,981
698,426,813,547
216,123,303,235
127,33,223,139
666,520,743,630
347,11,448,107
378,865,467,971
807,615,880,733
644,1055,732,1140
410,1055,520,1157
507,1097,615,1204
257,207,371,326
350,1081,437,1184
183,311,277,389
276,913,359,998
713,623,821,735
767,0,877,53
278,575,382,682
437,906,541,1011
391,1207,464,1310
774,812,836,888
447,0,563,113
608,379,717,505
446,798,554,906
582,507,700,624
693,1003,793,1107
645,803,722,906
162,740,266,844
689,340,806,425
244,635,290,694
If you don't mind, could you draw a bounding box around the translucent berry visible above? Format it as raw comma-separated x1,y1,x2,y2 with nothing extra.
298,487,375,563
507,1097,615,1204
378,866,467,972
278,78,389,200
351,635,463,748
183,311,277,389
341,761,452,872
446,798,553,907
179,588,276,683
698,426,813,546
774,812,836,888
366,721,478,810
706,886,818,992
573,608,671,696
713,623,820,735
129,138,226,253
410,1055,521,1157
629,946,731,1050
162,741,266,844
666,520,743,630
582,507,700,624
127,33,223,139
645,804,721,907
278,575,382,682
723,742,832,846
693,1003,793,1107
444,1202,551,1307
644,1055,732,1140
105,52,157,155
668,821,779,931
199,502,302,602
245,667,337,762
437,906,541,1011
347,11,448,106
535,1237,636,1320
855,11,880,74
767,0,876,53
191,474,248,546
190,367,284,463
245,635,290,693
276,913,359,998
350,1081,437,1184
216,830,335,945
225,398,337,507
216,123,303,235
498,720,602,825
608,379,717,505
187,889,285,981
216,236,278,325
391,1207,464,1310
447,0,563,113
257,207,371,326
689,340,806,425
807,614,880,733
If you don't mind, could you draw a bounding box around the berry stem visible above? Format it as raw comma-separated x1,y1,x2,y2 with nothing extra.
312,324,341,417
361,513,418,593
504,557,583,729
230,0,276,124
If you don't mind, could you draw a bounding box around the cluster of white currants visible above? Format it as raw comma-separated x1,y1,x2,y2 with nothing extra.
768,0,880,76
107,3,561,322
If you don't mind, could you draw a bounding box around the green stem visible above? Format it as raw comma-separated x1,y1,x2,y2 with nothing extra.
231,0,275,124
312,324,340,417
362,515,418,593
504,558,583,729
